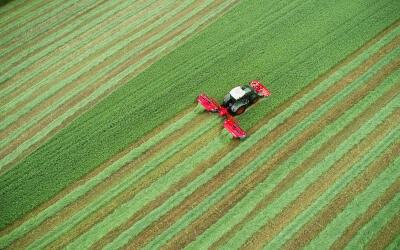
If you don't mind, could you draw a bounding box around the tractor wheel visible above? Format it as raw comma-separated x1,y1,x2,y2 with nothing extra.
236,106,245,115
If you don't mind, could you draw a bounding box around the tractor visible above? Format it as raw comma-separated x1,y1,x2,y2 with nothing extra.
196,80,270,140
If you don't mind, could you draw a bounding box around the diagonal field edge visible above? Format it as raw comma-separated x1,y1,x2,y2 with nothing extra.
0,0,198,127
149,67,400,250
184,43,400,250
0,0,65,36
344,191,400,249
0,0,225,170
38,117,219,250
222,94,400,249
0,108,199,249
0,0,165,149
264,122,400,249
93,128,231,250
305,154,400,249
0,0,140,106
0,0,82,52
0,0,154,97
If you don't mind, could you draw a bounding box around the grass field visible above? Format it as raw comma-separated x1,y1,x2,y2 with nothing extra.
0,0,399,249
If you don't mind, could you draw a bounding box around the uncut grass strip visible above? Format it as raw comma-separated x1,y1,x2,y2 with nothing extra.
0,1,396,229
184,47,400,250
0,0,141,103
0,0,165,102
0,0,229,169
126,52,400,249
0,0,80,49
181,61,400,250
344,189,400,249
365,210,400,250
223,97,400,249
0,0,66,37
0,0,169,148
0,109,200,249
0,0,201,123
39,118,219,250
28,119,219,248
305,155,400,249
81,129,231,250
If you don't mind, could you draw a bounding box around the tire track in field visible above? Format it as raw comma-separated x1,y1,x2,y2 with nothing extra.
0,104,197,240
365,210,400,250
281,132,400,249
12,114,215,249
246,110,400,249
330,175,400,250
0,0,239,171
153,32,400,249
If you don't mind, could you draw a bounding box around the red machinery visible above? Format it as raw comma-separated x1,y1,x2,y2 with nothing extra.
196,80,270,140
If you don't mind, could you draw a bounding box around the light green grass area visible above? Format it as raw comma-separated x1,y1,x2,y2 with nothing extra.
0,0,399,232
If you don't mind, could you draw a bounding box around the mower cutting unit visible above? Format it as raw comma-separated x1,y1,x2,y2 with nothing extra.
196,80,271,140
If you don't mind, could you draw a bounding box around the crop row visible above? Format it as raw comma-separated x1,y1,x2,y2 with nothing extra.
0,107,199,248
0,0,32,20
185,46,400,249
1,0,399,237
307,155,400,249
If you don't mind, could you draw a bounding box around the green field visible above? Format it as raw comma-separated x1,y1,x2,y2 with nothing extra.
0,0,399,249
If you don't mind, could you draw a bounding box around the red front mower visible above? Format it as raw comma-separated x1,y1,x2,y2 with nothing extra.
196,80,271,140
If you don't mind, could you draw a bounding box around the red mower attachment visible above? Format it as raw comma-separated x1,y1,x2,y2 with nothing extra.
250,80,271,98
196,94,219,112
224,117,247,140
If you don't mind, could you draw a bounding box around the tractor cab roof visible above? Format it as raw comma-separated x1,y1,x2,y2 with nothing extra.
229,86,246,100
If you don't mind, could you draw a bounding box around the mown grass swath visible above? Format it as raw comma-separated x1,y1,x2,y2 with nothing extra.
184,45,400,249
344,191,400,249
27,117,218,250
306,155,400,249
0,0,222,169
0,107,199,249
1,0,399,232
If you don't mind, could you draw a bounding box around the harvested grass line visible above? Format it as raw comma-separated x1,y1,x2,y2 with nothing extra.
0,0,81,50
0,0,206,169
0,104,195,237
161,55,400,250
56,118,219,250
387,235,400,250
43,120,218,250
279,128,400,250
0,0,67,39
249,111,400,249
91,128,229,249
0,108,200,248
0,0,140,111
211,63,400,249
186,47,400,250
305,155,400,249
0,0,31,20
0,0,160,101
365,210,400,250
0,0,56,33
343,183,400,249
10,113,210,250
219,83,400,249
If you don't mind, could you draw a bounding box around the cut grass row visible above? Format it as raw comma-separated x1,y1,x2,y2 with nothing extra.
28,117,219,249
306,155,400,249
0,107,200,248
263,118,400,249
184,48,400,249
1,0,399,233
0,0,229,169
106,35,400,249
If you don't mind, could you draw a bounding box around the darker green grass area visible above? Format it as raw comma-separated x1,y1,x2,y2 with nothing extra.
1,0,399,229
